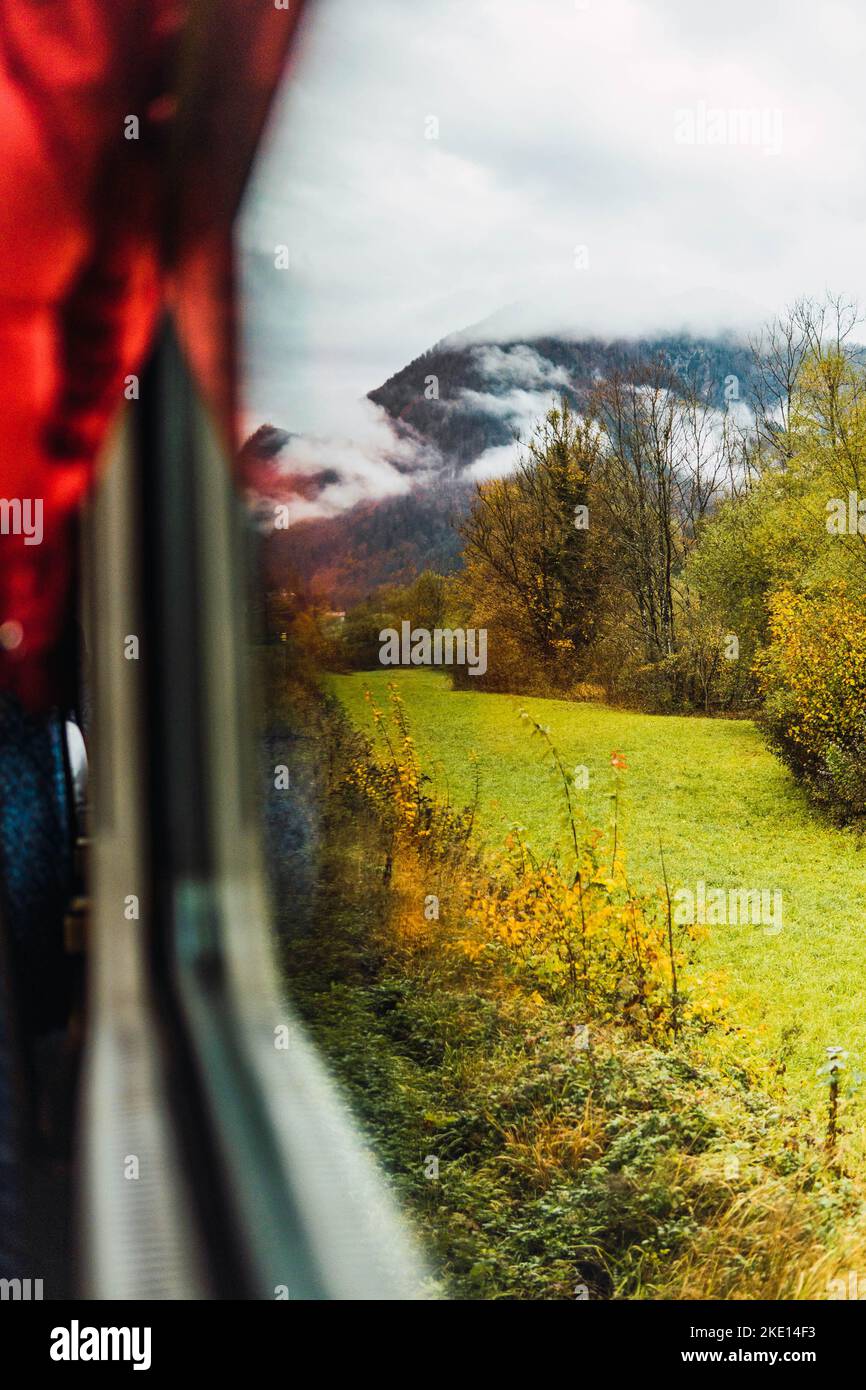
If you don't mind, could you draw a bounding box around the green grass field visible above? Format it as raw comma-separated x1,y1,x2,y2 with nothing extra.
330,669,866,1097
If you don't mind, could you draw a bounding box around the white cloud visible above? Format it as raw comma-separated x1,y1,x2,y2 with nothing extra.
467,444,524,482
469,345,571,390
251,396,443,522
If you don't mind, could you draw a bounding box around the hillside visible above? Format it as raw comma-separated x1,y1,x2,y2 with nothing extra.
265,482,469,607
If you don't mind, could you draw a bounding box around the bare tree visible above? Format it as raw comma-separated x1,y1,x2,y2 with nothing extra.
748,304,811,461
750,293,864,461
589,357,741,668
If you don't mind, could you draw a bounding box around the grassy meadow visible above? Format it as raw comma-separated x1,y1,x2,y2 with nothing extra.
329,669,866,1101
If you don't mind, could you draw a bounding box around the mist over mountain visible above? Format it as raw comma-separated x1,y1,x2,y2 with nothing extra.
268,323,759,606
368,328,758,478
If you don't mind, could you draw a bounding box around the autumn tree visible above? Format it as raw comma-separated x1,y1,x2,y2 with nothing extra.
457,399,603,691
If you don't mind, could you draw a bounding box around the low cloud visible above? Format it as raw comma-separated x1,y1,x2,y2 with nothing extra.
245,396,443,523
469,344,571,391
467,443,523,481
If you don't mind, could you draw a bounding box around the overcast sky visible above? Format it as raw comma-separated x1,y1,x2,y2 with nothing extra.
238,0,866,492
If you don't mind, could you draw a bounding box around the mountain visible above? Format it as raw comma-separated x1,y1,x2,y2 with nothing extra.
269,326,758,605
367,329,758,472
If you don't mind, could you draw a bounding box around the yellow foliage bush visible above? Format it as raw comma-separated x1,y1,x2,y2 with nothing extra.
457,821,715,1042
757,585,866,818
340,683,478,863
